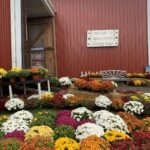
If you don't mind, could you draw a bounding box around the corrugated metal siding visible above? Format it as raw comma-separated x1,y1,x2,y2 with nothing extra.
52,0,148,77
0,0,11,70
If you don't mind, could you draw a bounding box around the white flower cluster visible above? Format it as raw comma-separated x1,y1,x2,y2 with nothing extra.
10,110,33,123
0,110,33,134
94,110,129,133
123,101,144,115
75,123,104,140
27,94,39,100
95,95,112,108
71,107,93,122
111,81,118,88
143,93,150,97
59,77,72,86
63,94,74,99
5,98,24,111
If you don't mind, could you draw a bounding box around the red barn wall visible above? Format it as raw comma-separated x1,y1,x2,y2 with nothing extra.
0,0,11,70
52,0,148,77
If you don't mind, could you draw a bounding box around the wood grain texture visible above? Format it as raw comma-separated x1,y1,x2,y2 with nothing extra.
0,0,11,70
52,0,148,77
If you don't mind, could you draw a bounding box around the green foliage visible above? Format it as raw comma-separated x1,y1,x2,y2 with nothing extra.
30,110,57,129
18,69,30,77
4,71,19,79
49,76,60,86
54,125,75,140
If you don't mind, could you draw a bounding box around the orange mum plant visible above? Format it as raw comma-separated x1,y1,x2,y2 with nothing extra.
80,135,110,150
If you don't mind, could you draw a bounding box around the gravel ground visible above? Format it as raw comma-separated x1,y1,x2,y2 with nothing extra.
116,83,150,93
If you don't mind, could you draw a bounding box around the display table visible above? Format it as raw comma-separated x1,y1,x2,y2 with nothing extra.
0,78,51,99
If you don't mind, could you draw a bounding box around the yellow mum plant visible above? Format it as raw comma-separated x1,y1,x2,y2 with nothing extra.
143,117,150,131
41,92,54,107
25,125,54,141
11,67,21,72
0,115,9,122
104,130,131,142
41,92,54,101
0,68,7,79
55,137,79,150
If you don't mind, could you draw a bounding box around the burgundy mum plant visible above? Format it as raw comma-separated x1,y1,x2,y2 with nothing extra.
55,116,78,128
4,131,25,141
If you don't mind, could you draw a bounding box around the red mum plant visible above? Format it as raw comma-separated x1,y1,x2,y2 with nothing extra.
132,130,150,149
111,139,135,150
51,93,66,108
0,98,8,112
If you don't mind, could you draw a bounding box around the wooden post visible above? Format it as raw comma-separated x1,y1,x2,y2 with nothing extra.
37,83,42,99
23,83,26,95
47,80,51,92
9,85,13,99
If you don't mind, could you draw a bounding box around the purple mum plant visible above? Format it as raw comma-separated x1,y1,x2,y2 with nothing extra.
4,131,25,141
55,116,78,128
57,110,71,118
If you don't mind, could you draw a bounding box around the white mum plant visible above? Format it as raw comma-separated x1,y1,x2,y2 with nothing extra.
95,95,112,108
111,81,118,88
75,123,104,140
63,94,75,99
10,110,33,123
27,94,39,100
59,77,72,86
94,110,129,133
5,98,24,111
142,93,150,97
123,101,144,115
71,107,94,122
0,110,33,134
0,119,29,134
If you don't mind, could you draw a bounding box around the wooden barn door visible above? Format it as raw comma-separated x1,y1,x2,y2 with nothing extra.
27,17,56,76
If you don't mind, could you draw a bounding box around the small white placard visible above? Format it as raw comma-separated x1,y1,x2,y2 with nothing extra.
87,30,119,47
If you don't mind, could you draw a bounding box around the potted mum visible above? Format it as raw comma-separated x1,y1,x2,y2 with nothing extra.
4,71,19,83
18,69,30,82
30,67,48,80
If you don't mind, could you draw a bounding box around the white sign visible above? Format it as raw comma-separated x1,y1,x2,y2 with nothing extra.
87,30,119,47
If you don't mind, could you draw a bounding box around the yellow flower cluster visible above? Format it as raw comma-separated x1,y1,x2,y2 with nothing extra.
0,68,7,78
142,96,150,102
41,92,54,102
0,115,9,122
38,110,49,115
11,67,21,72
104,130,131,142
130,95,140,101
143,117,150,131
25,125,54,141
55,137,79,150
133,80,141,86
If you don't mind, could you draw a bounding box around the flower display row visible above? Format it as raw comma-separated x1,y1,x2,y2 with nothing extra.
0,67,48,83
0,106,150,149
74,78,117,92
128,79,149,86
